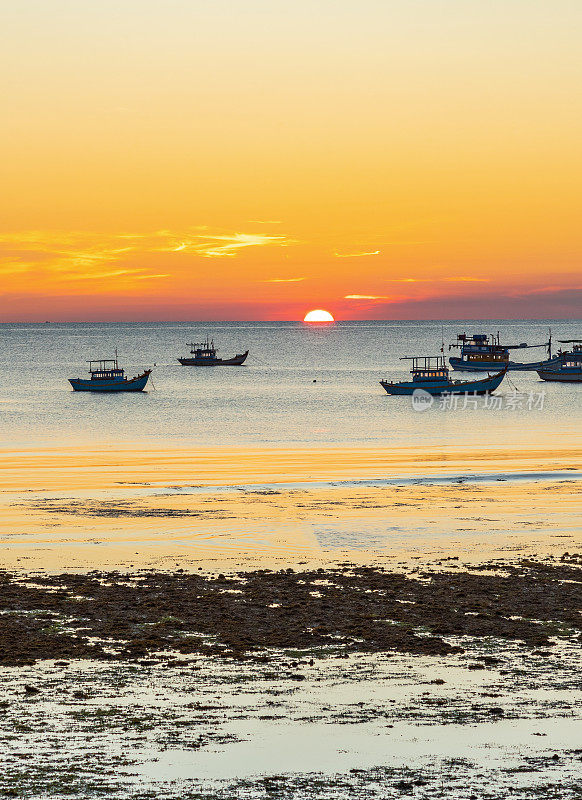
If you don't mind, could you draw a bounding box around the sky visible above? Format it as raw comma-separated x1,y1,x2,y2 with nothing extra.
1,0,581,321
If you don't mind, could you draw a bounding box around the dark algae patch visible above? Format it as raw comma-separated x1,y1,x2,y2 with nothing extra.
0,559,580,665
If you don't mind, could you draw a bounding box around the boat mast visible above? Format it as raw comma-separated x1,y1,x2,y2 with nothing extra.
548,328,552,359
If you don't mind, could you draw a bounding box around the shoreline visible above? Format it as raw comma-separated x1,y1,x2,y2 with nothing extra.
2,483,580,574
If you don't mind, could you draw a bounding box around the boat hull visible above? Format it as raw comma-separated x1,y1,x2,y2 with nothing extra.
536,369,582,382
69,371,151,392
381,368,507,396
450,355,560,372
178,351,248,366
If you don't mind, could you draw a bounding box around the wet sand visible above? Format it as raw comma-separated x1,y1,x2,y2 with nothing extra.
1,444,580,572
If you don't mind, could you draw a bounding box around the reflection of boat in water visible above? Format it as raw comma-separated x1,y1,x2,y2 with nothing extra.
381,356,507,396
178,337,248,366
537,340,582,382
69,356,151,392
449,332,559,372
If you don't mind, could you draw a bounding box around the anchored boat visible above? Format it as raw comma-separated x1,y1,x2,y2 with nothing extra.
69,356,151,392
381,356,507,396
449,332,558,372
178,337,248,366
537,340,582,382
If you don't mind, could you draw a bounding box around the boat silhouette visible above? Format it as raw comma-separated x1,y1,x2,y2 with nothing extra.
178,337,248,366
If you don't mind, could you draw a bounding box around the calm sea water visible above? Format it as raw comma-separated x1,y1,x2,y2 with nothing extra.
1,320,580,451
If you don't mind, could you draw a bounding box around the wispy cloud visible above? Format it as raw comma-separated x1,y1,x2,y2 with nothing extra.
195,233,289,258
388,276,490,283
60,268,169,282
262,277,306,283
161,231,293,258
443,277,489,282
0,227,295,291
0,260,32,275
334,250,380,258
344,294,389,300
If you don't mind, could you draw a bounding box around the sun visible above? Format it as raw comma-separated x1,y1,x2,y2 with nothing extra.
303,309,334,323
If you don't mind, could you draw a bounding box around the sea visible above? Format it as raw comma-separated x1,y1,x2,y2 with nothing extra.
1,319,580,452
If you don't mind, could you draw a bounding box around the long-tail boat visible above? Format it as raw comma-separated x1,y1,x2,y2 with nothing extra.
69,356,151,392
178,337,248,366
381,356,507,396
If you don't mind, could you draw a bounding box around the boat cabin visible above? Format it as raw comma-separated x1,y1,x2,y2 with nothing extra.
566,346,582,366
557,341,582,369
88,359,125,381
402,356,449,382
187,337,217,359
451,333,509,364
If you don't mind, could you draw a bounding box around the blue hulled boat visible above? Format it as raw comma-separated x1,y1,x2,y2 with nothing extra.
449,332,559,372
69,356,151,392
381,356,507,396
537,340,582,382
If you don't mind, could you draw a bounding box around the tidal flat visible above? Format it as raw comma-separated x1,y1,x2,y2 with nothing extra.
1,443,580,797
0,557,581,799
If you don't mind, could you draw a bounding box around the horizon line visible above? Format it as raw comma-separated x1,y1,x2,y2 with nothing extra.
0,317,579,325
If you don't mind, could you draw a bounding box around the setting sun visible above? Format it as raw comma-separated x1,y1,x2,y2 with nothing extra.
303,309,334,323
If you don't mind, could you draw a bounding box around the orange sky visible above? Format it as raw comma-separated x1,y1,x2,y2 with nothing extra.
1,1,581,320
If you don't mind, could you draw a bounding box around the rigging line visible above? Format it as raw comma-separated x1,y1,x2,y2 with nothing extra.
506,374,520,392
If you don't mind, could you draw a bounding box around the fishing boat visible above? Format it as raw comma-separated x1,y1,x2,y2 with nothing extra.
449,332,559,372
381,356,507,396
69,356,151,392
536,340,582,382
178,337,248,366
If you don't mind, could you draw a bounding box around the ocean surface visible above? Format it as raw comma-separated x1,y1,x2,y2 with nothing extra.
1,319,580,451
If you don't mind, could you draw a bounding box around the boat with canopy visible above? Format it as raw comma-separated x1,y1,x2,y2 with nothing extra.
69,355,151,392
381,356,507,396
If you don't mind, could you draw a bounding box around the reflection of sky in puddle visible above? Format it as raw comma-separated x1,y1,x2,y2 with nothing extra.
2,635,580,796
2,471,580,572
140,717,581,783
1,442,580,572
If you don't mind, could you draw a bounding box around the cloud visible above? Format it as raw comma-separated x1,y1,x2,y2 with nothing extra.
334,250,380,258
388,277,490,283
263,277,306,283
161,232,293,258
195,233,289,258
0,260,32,275
442,277,490,283
60,268,169,281
0,227,294,291
344,294,389,300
